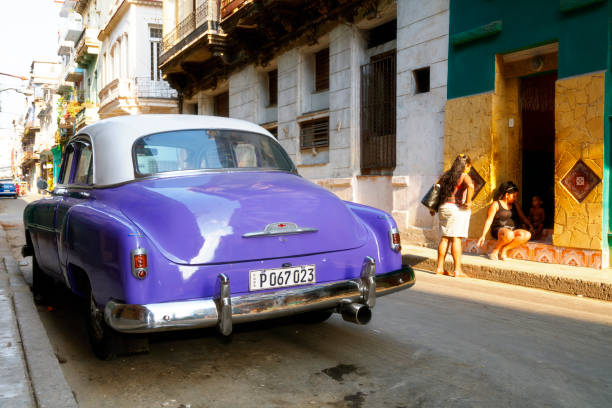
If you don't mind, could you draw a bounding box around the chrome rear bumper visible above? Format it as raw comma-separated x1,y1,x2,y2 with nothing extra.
104,264,415,334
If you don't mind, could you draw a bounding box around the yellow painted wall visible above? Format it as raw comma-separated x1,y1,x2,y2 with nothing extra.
553,72,605,250
492,55,522,196
444,71,605,250
444,58,523,239
444,93,494,237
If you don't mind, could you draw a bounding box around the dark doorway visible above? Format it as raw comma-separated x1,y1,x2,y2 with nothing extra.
520,72,556,239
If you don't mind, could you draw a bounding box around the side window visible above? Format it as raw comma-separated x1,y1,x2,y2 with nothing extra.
60,145,76,185
74,143,93,185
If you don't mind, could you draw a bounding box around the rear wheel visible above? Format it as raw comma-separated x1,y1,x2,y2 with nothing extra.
87,288,124,361
86,286,149,360
31,253,55,305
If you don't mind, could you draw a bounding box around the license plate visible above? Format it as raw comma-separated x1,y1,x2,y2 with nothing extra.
249,265,316,291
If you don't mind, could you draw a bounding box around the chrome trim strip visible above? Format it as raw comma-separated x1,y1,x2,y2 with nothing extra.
28,222,56,233
242,227,318,238
104,265,415,333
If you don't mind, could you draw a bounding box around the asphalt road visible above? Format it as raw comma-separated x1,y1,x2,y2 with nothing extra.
1,196,612,408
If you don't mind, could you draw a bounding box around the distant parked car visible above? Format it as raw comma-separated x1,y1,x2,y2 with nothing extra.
22,115,415,360
0,178,17,198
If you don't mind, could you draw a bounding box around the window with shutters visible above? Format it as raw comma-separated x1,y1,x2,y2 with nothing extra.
314,48,329,92
300,118,329,149
150,27,162,81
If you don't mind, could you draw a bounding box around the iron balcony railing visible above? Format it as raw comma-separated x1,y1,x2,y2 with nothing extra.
161,1,219,54
134,77,178,99
221,0,246,19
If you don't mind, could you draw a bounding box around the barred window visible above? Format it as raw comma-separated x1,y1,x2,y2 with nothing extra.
300,118,329,149
315,48,329,92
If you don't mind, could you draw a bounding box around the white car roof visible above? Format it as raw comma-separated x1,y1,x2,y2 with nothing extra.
76,114,275,186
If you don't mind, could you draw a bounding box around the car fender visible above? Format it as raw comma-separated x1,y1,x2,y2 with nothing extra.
344,201,402,273
62,202,148,305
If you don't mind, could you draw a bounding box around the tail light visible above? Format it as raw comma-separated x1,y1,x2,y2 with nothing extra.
131,248,148,280
390,228,401,252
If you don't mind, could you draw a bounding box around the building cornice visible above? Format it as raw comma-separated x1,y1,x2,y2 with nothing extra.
98,0,161,41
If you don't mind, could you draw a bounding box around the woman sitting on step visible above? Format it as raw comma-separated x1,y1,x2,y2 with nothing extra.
477,181,535,260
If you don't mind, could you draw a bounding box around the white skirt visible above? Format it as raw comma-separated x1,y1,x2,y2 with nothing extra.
438,203,471,238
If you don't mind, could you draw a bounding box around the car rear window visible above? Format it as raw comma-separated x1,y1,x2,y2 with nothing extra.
133,129,294,175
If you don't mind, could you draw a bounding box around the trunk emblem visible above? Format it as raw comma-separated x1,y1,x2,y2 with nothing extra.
243,222,318,238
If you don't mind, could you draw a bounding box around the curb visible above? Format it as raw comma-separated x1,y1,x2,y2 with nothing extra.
402,252,612,302
2,255,78,408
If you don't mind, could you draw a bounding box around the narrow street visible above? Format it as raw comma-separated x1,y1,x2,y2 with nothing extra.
1,196,611,408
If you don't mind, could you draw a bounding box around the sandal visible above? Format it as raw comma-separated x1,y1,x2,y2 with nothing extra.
488,252,498,260
499,253,508,261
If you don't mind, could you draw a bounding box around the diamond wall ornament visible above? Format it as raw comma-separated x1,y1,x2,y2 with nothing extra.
560,159,601,203
469,167,485,199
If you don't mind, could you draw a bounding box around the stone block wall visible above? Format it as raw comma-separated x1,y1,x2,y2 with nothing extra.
444,92,494,237
553,72,605,251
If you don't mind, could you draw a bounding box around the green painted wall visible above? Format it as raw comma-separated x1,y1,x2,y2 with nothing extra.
604,1,612,258
448,0,609,99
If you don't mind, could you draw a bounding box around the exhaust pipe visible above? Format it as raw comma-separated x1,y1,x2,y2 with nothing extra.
338,302,372,325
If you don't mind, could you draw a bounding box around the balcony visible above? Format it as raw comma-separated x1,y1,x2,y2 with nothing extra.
161,0,222,57
62,12,84,42
65,66,85,83
75,106,99,131
99,78,132,110
134,77,178,99
220,0,247,20
75,28,101,66
98,77,178,118
58,40,74,56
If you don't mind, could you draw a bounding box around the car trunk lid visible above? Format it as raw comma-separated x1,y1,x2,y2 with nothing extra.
117,172,367,265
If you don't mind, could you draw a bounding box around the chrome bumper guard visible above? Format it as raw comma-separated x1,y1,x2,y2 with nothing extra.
104,262,415,334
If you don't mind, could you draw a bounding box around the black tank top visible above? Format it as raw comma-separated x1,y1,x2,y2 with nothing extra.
491,200,515,232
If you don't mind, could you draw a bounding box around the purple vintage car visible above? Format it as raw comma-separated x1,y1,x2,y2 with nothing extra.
22,114,414,359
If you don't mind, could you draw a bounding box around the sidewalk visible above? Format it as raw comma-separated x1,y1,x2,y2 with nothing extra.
0,227,78,408
403,244,612,301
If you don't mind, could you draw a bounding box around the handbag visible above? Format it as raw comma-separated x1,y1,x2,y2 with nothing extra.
421,183,441,211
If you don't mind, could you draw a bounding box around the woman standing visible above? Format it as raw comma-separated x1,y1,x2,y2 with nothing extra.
477,181,534,260
431,154,474,276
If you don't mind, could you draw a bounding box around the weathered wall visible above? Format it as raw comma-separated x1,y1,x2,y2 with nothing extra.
553,72,605,250
395,0,449,235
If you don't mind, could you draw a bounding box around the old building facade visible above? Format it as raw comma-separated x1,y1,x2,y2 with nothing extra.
96,0,178,118
445,0,611,268
160,0,449,248
21,62,61,190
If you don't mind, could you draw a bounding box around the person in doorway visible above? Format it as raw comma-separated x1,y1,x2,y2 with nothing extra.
528,195,546,240
430,154,474,276
477,181,534,260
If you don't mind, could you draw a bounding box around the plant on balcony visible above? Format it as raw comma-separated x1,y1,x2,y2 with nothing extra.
57,96,85,125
